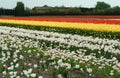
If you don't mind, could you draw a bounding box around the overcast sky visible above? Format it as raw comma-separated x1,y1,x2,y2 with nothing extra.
0,0,120,9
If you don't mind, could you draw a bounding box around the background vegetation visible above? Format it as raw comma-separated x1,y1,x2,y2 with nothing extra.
0,1,120,16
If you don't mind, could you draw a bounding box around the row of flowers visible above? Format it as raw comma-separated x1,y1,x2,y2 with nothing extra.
0,26,120,55
55,15,120,19
0,26,120,78
0,19,120,33
1,17,120,25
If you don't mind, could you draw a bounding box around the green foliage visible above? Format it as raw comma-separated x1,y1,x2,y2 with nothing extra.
68,8,81,14
0,65,4,72
1,1,120,16
24,7,32,16
15,1,25,16
107,6,120,15
95,1,111,9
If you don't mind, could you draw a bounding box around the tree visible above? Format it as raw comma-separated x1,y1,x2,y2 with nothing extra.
95,2,111,9
0,8,3,15
43,5,48,7
68,8,81,15
15,2,25,16
24,7,32,16
106,6,120,15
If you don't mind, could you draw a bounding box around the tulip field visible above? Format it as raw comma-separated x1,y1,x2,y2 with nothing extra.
0,16,120,78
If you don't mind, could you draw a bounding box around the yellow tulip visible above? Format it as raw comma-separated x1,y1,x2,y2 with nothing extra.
0,19,120,32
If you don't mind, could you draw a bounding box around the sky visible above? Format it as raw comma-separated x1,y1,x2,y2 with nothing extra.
0,0,120,9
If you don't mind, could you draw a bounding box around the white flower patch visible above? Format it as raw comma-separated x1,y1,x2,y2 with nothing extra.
38,76,43,78
15,63,19,68
8,65,14,70
33,64,38,68
87,68,92,73
0,26,120,77
19,55,24,59
30,73,36,77
0,26,120,54
28,68,33,74
2,71,7,75
75,65,80,69
58,74,63,78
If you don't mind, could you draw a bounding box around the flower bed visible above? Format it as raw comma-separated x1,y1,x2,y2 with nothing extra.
1,16,120,25
0,19,120,33
0,26,120,78
0,16,120,78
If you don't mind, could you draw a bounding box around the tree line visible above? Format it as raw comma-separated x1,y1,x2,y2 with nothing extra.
0,1,120,16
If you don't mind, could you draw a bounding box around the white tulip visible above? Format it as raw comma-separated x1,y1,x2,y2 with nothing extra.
30,73,36,77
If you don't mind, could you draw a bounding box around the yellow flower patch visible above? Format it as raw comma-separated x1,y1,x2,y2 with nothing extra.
0,19,120,32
